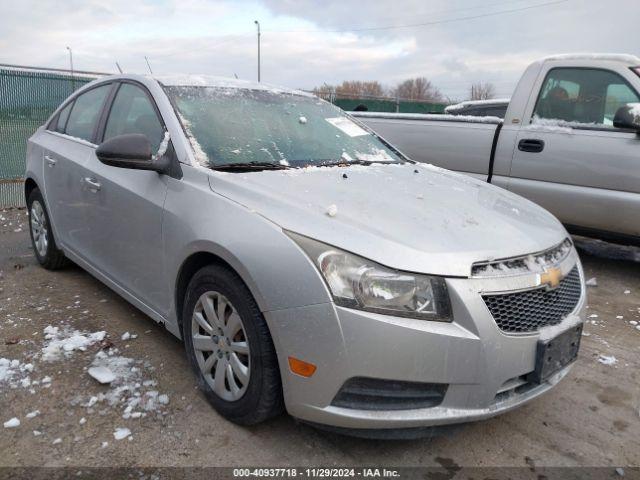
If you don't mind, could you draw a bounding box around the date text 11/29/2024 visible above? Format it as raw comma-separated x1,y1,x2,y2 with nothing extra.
233,468,400,477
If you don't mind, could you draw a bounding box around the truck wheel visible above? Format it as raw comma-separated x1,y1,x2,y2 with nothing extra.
27,188,68,270
182,265,283,425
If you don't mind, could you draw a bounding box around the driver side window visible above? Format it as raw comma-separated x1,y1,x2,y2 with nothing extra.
533,68,640,127
104,83,164,152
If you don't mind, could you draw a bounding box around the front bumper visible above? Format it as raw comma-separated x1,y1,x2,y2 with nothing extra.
264,252,585,431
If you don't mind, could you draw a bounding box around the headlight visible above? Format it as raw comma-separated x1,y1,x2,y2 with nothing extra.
287,232,451,321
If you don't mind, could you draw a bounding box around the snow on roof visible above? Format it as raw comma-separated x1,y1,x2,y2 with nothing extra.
445,98,510,111
542,53,640,64
351,111,503,125
150,74,313,97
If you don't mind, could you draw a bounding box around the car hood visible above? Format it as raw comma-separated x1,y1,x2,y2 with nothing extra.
207,163,567,277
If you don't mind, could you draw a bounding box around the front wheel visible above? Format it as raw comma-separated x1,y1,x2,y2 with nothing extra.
182,265,283,425
27,188,68,270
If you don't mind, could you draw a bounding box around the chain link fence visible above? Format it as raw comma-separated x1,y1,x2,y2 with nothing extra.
0,65,100,207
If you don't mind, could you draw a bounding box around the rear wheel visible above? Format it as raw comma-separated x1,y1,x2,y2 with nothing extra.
27,188,68,270
183,265,283,425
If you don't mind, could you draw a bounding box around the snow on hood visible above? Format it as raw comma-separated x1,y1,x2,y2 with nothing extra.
207,163,567,277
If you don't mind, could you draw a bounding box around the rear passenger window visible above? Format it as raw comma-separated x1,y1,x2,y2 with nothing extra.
104,83,164,152
54,103,73,133
65,84,111,142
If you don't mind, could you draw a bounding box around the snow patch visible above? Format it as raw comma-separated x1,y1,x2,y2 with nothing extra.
597,355,617,366
80,351,169,419
42,326,106,362
88,366,116,384
3,417,20,428
113,427,131,440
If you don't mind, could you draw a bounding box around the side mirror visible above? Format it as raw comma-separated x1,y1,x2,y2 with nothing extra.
96,133,169,173
613,103,640,132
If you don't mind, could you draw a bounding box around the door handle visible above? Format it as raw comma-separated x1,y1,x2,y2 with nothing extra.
83,177,101,191
518,138,545,153
44,155,57,167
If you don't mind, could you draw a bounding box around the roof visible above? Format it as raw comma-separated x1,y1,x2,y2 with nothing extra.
542,53,640,64
149,74,313,97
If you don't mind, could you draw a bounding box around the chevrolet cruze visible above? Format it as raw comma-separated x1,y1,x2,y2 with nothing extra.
24,74,586,437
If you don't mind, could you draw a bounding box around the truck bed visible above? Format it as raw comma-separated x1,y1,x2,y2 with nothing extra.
351,112,503,181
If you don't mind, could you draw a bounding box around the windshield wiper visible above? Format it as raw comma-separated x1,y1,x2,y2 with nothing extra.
211,161,293,172
316,159,406,167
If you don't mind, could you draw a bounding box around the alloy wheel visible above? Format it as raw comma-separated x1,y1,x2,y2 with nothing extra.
191,291,251,401
30,200,48,258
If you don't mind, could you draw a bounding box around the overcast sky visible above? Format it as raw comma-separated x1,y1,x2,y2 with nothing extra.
1,0,639,100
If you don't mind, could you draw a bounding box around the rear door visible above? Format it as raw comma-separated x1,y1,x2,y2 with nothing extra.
509,66,640,238
41,83,113,257
82,81,170,314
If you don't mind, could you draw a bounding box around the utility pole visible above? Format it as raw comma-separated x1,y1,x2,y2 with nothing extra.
254,20,261,82
66,46,75,91
144,56,153,74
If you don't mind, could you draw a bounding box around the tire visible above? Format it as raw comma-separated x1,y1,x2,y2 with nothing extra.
27,188,68,270
182,265,283,425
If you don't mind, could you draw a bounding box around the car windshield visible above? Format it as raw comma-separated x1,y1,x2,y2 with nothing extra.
164,86,404,169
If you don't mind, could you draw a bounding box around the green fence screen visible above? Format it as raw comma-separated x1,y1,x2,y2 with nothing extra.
0,67,96,207
333,98,446,114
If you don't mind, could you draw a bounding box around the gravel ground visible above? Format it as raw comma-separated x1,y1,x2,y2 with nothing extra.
0,207,638,471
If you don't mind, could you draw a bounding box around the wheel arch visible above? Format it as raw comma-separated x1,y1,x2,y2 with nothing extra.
24,177,39,204
174,250,268,339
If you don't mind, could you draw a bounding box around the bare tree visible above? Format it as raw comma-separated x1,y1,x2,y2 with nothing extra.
469,82,496,100
393,77,443,102
338,80,384,98
312,81,385,98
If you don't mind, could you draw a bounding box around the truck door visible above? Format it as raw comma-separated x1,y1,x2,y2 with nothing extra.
508,66,640,239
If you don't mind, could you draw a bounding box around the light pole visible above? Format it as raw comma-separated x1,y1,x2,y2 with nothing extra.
254,20,261,82
66,46,75,91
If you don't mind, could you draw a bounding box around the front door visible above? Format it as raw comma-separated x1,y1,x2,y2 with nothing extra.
82,82,170,314
508,66,640,238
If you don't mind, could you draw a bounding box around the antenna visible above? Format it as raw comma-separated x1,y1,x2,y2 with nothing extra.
115,62,123,74
234,73,238,79
144,56,153,74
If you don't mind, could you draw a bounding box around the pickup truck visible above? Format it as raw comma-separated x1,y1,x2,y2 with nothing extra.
353,54,640,245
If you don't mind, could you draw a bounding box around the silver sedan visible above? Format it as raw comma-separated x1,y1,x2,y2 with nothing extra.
24,74,585,437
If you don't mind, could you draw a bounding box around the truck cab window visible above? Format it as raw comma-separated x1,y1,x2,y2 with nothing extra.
533,68,640,127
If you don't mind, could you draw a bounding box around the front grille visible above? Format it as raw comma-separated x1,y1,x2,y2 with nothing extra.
331,377,447,411
482,266,582,333
472,238,573,277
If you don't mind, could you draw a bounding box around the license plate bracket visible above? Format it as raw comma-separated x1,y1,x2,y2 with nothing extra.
528,323,583,384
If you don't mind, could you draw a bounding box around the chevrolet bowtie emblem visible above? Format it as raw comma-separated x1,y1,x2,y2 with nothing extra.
539,267,563,289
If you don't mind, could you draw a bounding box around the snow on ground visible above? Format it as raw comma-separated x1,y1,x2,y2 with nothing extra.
113,427,131,440
75,350,170,420
41,325,106,361
3,417,20,428
0,357,35,390
598,355,618,366
0,299,169,442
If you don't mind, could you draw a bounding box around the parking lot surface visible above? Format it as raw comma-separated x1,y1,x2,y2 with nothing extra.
0,207,638,470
